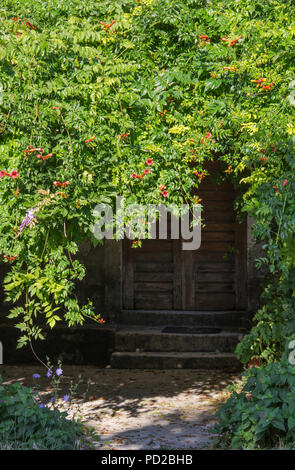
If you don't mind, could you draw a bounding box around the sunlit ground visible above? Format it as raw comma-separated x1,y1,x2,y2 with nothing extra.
1,365,241,449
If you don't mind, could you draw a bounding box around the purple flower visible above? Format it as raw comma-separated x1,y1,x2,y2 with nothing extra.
32,373,41,379
39,403,45,408
260,414,264,419
63,394,70,402
46,369,53,378
49,397,56,403
262,397,265,400
56,368,63,377
17,208,35,236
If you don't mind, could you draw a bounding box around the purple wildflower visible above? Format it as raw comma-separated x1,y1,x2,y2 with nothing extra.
260,413,264,418
63,394,70,402
46,369,53,378
16,208,35,236
262,397,265,400
32,373,41,379
56,368,63,377
39,403,45,408
49,397,56,403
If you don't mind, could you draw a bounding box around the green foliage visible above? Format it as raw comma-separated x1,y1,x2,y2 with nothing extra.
236,274,295,365
0,0,294,354
213,357,295,449
0,375,94,450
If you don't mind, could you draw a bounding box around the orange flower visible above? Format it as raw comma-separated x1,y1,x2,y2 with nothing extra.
159,109,167,117
225,165,232,173
194,171,205,180
200,34,209,40
201,132,212,143
24,146,43,153
159,184,166,191
223,66,237,72
220,37,229,42
85,136,95,143
228,36,242,47
25,21,37,30
37,153,53,161
250,78,266,83
54,191,68,198
119,132,130,140
3,255,18,262
261,82,275,91
53,181,70,188
100,20,116,30
194,197,202,204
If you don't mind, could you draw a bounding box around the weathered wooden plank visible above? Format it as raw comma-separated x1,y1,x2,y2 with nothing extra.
197,190,236,201
123,242,134,309
202,211,235,222
196,293,236,311
195,282,235,293
134,252,173,263
134,272,174,282
201,231,235,242
135,262,173,273
181,249,195,310
196,262,235,272
173,240,182,309
235,221,248,309
196,271,235,282
202,223,235,231
202,200,234,211
134,282,173,293
199,241,235,252
135,294,173,310
194,251,235,262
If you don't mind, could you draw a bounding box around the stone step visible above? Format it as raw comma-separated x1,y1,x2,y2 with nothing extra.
118,310,251,329
114,326,242,353
111,351,241,370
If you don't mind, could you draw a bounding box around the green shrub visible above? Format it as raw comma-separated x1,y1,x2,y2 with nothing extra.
236,273,295,365
0,375,94,450
213,358,295,449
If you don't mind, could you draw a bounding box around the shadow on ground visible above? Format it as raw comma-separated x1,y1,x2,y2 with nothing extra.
0,366,241,449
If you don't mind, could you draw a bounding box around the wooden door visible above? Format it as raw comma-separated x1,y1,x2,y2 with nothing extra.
122,166,247,311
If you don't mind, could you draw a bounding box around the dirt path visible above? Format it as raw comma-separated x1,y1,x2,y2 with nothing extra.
0,365,240,450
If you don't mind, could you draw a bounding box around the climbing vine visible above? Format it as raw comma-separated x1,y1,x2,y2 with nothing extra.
0,0,295,359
